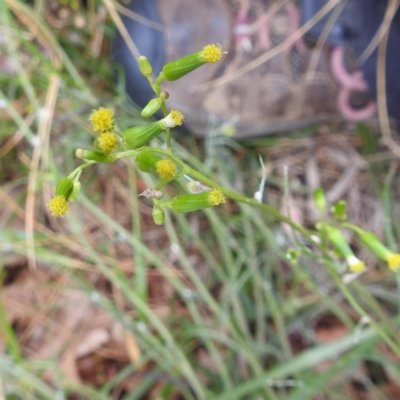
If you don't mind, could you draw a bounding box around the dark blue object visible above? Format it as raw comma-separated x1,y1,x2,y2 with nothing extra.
301,0,358,45
112,0,165,107
301,0,400,121
114,0,400,121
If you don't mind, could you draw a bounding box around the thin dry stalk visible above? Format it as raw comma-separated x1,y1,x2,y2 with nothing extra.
102,0,140,60
193,0,342,92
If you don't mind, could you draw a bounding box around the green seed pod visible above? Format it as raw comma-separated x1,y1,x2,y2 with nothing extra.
152,207,165,225
75,149,117,163
141,98,162,118
123,121,164,149
55,178,74,200
171,189,225,213
135,150,161,173
69,180,81,202
138,56,152,77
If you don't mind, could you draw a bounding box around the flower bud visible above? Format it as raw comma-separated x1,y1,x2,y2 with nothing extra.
170,189,225,213
152,207,165,225
324,226,365,273
161,110,184,128
123,121,164,149
48,177,74,217
55,178,74,200
138,56,152,77
160,44,225,81
388,254,400,272
141,98,162,118
47,195,69,217
135,150,161,173
359,232,388,259
358,231,400,272
124,110,183,149
345,255,366,273
76,149,117,163
135,151,176,180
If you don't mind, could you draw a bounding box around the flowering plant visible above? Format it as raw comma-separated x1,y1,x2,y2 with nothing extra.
47,44,400,277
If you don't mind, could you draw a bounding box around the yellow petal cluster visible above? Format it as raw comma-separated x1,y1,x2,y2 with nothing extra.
208,189,225,206
89,108,114,132
163,110,184,128
156,159,175,180
98,132,118,154
203,44,223,64
47,195,69,217
346,255,366,273
387,253,400,272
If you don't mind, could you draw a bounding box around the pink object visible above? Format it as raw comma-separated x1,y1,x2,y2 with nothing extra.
256,13,271,50
235,3,305,52
337,87,377,121
234,5,252,50
331,47,367,90
286,2,306,53
331,47,376,121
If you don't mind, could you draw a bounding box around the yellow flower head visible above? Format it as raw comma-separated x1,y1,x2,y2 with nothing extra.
203,44,223,64
98,132,118,154
208,189,225,206
387,253,400,272
358,231,400,273
47,195,69,217
89,108,114,132
163,110,184,128
156,159,175,180
346,255,366,273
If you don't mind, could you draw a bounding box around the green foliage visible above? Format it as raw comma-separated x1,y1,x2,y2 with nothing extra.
1,1,400,399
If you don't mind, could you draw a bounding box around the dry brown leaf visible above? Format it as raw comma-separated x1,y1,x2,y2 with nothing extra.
124,331,141,363
76,328,110,358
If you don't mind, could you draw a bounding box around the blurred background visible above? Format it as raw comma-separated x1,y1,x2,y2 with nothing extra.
1,0,400,399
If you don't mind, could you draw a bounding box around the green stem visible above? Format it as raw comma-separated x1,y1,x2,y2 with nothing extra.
116,150,139,159
74,146,314,239
341,223,365,236
150,71,171,150
324,257,400,358
0,285,22,362
397,270,400,324
160,102,171,150
154,73,165,95
67,160,97,180
143,147,314,239
129,163,147,314
146,76,156,92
